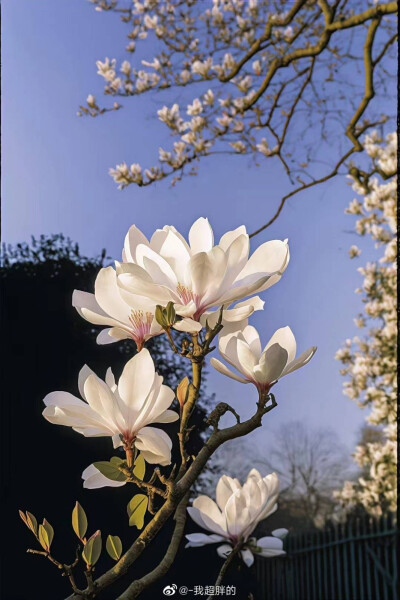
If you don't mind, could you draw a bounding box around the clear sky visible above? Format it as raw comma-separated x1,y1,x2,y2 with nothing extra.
2,0,390,458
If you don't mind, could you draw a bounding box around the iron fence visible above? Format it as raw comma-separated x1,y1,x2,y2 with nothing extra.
255,513,398,600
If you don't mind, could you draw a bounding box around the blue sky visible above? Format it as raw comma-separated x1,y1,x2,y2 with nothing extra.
2,0,391,458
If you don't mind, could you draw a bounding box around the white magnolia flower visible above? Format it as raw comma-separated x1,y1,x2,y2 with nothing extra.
211,325,316,392
43,349,178,465
73,266,163,350
186,470,288,566
117,217,289,331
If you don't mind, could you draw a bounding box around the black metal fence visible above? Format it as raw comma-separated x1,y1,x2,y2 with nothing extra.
255,514,398,600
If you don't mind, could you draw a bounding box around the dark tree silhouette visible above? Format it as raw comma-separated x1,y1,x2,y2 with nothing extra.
0,235,219,600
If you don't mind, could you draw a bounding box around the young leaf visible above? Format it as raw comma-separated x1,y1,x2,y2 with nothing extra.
26,512,38,535
38,521,54,552
127,494,148,529
93,460,126,482
82,530,102,567
106,535,122,561
72,502,88,541
177,377,190,408
155,305,168,328
165,301,176,325
19,510,38,536
133,454,145,480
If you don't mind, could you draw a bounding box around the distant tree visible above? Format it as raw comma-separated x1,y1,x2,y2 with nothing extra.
80,0,397,236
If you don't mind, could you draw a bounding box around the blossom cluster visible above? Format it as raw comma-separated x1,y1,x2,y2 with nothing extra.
39,218,316,567
80,0,396,191
334,132,397,516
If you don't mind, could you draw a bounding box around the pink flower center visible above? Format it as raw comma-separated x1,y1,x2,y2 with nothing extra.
128,310,153,349
176,283,205,319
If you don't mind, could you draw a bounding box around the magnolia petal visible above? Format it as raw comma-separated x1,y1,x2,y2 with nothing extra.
219,225,247,251
135,426,172,465
153,409,179,423
82,464,126,489
189,217,214,254
185,533,225,548
216,475,241,511
238,240,289,280
255,536,285,556
173,318,203,333
281,346,317,377
96,328,130,345
95,267,131,324
254,343,288,384
272,528,289,539
264,326,296,364
118,349,155,411
241,548,255,567
216,544,233,559
124,225,149,262
210,358,250,384
236,338,258,377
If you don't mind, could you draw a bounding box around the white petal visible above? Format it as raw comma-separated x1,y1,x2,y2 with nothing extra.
82,464,126,489
192,496,227,536
117,349,155,412
135,426,172,465
241,548,254,567
216,475,241,511
236,338,257,377
96,327,130,345
216,544,233,559
185,533,225,548
189,217,214,254
238,240,289,280
254,343,288,384
124,225,149,262
264,326,296,364
210,358,249,384
272,528,289,539
95,267,131,323
281,346,317,377
173,318,203,333
219,225,247,251
153,409,179,423
159,229,192,281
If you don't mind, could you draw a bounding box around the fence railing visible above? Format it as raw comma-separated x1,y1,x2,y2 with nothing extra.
255,513,398,600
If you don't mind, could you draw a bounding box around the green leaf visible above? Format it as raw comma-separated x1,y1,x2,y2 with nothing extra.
82,530,102,567
165,301,176,325
106,535,122,561
38,520,53,551
155,305,168,328
133,454,145,480
127,494,148,529
26,512,38,535
19,510,38,535
93,460,126,482
72,502,87,540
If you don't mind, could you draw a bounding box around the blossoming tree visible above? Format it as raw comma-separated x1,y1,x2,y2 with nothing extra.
79,0,397,236
334,132,397,516
20,218,316,599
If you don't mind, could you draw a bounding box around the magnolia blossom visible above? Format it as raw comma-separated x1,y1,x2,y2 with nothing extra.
73,266,163,350
42,349,178,465
186,470,288,566
117,217,289,331
211,325,316,392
